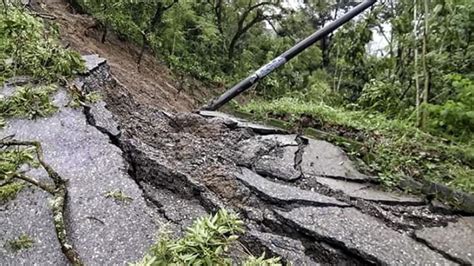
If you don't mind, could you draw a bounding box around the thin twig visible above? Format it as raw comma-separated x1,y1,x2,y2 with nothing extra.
14,173,55,194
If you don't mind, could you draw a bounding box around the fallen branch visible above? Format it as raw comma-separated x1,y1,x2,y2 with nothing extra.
14,173,55,194
31,12,57,20
0,140,83,266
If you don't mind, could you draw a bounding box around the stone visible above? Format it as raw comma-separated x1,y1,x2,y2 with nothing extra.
276,207,454,265
86,101,121,138
301,139,372,181
198,110,286,134
254,146,301,181
236,137,274,167
259,134,298,146
235,168,348,207
247,231,317,265
140,182,208,231
0,88,161,265
415,217,474,264
81,54,106,73
315,176,424,205
236,135,298,168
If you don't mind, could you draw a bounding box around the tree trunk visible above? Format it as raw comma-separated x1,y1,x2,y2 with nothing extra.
66,0,88,14
421,0,430,129
101,25,107,43
413,0,421,127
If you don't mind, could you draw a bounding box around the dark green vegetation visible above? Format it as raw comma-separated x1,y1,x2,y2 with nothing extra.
6,234,34,252
133,209,280,266
0,4,85,125
0,147,36,202
0,6,84,84
75,0,473,193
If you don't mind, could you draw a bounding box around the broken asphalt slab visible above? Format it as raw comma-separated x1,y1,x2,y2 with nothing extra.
199,110,287,134
276,206,454,265
301,138,373,181
314,176,424,205
415,217,474,264
235,167,348,207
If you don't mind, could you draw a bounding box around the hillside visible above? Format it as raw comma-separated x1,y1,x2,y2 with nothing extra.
1,1,474,265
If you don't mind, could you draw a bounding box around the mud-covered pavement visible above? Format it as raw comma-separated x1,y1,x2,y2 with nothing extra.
100,58,472,264
1,57,473,265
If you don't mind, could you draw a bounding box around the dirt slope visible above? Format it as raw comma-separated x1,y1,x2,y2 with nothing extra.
38,0,216,112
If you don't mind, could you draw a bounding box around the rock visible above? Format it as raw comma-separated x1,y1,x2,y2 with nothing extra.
246,231,317,265
415,217,474,264
85,101,121,138
276,207,454,265
0,88,161,265
198,111,286,134
235,168,348,207
140,182,208,231
236,134,298,168
81,54,107,73
236,137,275,167
254,146,301,181
301,139,372,181
315,176,424,205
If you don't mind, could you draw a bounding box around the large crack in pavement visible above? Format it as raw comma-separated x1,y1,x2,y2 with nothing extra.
70,57,473,264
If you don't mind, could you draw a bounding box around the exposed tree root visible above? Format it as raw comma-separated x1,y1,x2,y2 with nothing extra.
0,140,83,266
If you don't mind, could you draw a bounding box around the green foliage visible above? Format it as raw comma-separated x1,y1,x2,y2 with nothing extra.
0,146,36,178
0,146,36,202
133,209,280,266
0,182,25,202
6,234,34,251
426,74,474,141
0,6,85,85
0,85,58,120
243,253,281,266
69,90,102,108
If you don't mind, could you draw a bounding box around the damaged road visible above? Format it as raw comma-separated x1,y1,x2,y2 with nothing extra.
1,56,473,265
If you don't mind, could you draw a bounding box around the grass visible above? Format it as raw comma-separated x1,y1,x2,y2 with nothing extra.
133,209,281,266
0,85,58,120
0,147,36,202
6,234,34,251
239,97,474,194
0,181,24,202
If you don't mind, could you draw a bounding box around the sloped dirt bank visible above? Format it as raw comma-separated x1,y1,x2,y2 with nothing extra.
87,60,473,264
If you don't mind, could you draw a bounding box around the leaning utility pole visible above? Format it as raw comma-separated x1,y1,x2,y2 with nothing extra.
202,0,377,111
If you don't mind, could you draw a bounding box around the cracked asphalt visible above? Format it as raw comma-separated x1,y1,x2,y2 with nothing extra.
1,55,473,265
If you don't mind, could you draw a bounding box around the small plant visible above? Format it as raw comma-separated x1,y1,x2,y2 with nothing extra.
0,147,36,179
243,253,282,266
0,85,58,120
6,234,34,251
0,181,24,202
69,90,102,108
132,209,281,266
105,189,133,203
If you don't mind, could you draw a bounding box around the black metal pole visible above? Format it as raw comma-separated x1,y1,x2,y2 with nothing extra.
202,0,377,111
